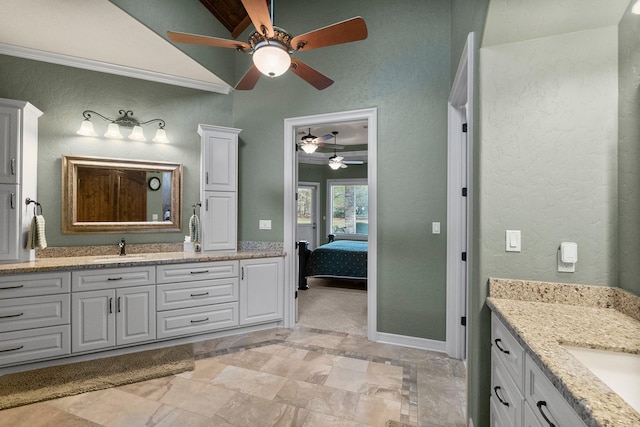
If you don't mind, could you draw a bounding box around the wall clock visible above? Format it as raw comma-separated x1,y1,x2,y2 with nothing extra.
148,176,161,191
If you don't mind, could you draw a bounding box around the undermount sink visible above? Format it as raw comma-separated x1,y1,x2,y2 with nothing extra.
563,345,640,412
91,256,148,263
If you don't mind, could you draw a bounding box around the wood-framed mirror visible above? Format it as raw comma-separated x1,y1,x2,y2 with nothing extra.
62,155,183,234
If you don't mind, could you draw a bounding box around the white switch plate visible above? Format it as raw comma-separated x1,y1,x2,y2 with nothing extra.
152,214,158,221
505,230,521,252
259,220,272,230
432,222,441,234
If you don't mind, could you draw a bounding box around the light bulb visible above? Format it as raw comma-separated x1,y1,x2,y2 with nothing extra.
128,125,146,141
104,123,123,139
633,0,640,14
252,43,291,77
77,120,97,137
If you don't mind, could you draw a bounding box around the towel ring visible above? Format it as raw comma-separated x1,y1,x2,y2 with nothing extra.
192,202,201,215
25,198,43,216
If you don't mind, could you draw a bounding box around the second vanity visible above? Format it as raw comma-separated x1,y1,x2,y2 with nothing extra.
487,278,640,427
0,250,284,374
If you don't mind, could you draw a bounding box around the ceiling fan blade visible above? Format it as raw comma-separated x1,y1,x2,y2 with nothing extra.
314,133,334,142
291,17,368,51
240,0,274,37
167,31,250,50
343,160,364,165
290,59,334,90
235,65,262,90
317,143,344,149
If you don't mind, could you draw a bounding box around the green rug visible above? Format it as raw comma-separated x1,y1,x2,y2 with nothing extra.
0,345,194,410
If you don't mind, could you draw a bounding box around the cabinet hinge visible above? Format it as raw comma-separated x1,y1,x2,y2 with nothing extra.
461,316,467,326
461,252,467,262
462,123,468,133
462,187,467,197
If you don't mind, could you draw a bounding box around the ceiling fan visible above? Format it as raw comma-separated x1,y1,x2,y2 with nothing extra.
298,128,343,154
328,131,364,169
167,0,368,90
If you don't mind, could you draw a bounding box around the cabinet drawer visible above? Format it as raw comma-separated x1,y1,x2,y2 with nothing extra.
492,312,525,389
156,302,238,338
0,325,70,367
524,354,587,427
72,266,155,291
491,348,524,426
156,261,238,284
0,294,70,333
0,271,70,298
157,278,238,311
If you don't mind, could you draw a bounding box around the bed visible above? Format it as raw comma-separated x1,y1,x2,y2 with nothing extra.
298,239,368,289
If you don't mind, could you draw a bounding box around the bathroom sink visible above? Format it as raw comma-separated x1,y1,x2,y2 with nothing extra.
91,256,148,263
563,345,640,412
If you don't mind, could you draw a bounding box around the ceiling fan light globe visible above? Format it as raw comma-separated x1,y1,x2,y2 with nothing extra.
301,142,318,154
253,42,291,77
329,161,342,170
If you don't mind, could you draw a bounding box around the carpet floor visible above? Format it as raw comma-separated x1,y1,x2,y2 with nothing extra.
0,344,194,410
297,277,367,336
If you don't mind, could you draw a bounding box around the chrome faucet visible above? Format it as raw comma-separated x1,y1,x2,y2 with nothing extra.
119,238,126,256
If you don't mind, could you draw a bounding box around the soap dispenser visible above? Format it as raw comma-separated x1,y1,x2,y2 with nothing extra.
183,236,195,253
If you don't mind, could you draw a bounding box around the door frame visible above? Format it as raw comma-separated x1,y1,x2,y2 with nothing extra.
446,32,475,360
283,108,378,339
297,181,320,249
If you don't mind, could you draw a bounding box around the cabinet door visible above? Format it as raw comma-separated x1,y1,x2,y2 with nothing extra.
239,258,284,325
0,106,19,184
0,184,18,261
202,134,237,191
116,286,156,346
202,191,237,251
72,290,115,353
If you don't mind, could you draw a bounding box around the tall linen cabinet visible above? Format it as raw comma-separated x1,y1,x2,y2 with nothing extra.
198,124,241,252
0,98,43,263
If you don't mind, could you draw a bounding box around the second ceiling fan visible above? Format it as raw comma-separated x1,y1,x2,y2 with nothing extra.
167,0,368,90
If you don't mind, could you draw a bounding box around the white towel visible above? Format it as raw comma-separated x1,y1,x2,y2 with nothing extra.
26,215,47,250
189,214,201,244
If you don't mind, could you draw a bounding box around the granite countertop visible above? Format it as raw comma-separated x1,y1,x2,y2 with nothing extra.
487,278,640,427
0,250,285,275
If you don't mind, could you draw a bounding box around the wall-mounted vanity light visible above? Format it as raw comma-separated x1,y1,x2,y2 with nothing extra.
76,109,169,143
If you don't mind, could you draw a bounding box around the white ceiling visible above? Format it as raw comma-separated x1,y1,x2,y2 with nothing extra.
0,0,230,93
483,0,631,47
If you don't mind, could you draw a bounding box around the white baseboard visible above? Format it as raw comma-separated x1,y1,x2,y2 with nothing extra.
374,332,447,354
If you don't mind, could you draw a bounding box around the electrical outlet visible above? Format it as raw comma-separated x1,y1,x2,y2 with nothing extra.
259,220,272,230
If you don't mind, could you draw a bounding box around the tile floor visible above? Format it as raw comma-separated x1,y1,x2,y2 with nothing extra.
0,327,466,427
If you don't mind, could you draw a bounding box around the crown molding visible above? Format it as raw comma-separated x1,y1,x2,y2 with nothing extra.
0,43,231,95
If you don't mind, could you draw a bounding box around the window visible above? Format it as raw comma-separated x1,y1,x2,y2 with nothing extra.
327,179,368,238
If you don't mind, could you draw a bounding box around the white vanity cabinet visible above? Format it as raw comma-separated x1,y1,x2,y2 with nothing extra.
0,271,71,367
0,98,43,263
239,257,284,325
198,124,241,252
71,267,156,353
156,261,239,338
491,313,587,427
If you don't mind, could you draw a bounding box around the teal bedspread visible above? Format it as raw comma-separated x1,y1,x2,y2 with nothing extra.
305,240,368,279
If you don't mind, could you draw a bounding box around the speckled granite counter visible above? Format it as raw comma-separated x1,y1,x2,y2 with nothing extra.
0,250,285,275
487,278,640,427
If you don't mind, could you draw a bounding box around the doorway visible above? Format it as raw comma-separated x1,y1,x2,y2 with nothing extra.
297,182,320,250
283,108,378,340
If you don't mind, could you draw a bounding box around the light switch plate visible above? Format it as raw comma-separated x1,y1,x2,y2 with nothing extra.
505,230,521,252
259,220,272,230
432,222,441,234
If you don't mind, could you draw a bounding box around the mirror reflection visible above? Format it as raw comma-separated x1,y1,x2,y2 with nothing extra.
62,156,182,234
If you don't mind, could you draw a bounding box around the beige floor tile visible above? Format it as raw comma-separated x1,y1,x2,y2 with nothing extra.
215,392,309,427
302,410,373,427
252,343,310,359
259,354,333,384
288,329,347,348
211,364,288,400
117,375,173,399
49,388,162,427
149,404,236,427
353,394,402,427
417,372,466,426
367,361,404,380
214,348,274,370
275,378,360,420
175,357,227,382
0,402,101,427
324,366,403,401
330,355,370,372
147,376,235,417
